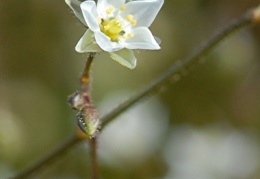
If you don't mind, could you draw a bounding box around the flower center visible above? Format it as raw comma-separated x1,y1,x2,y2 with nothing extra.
100,19,123,41
99,6,137,42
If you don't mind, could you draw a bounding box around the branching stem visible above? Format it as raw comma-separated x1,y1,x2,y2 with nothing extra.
11,5,260,179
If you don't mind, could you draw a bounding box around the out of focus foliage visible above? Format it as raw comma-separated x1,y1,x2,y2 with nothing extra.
1,0,260,178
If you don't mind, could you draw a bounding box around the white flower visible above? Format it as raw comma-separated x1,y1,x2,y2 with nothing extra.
66,0,164,69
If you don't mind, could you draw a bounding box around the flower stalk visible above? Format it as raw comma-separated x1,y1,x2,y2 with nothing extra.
11,2,260,179
68,54,100,179
89,137,99,179
68,54,100,137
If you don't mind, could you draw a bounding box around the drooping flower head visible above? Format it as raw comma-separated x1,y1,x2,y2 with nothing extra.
66,0,164,69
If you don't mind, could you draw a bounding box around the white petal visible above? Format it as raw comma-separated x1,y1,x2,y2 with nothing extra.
154,36,162,45
76,29,102,53
94,31,124,52
65,0,87,26
80,1,99,31
125,27,160,50
121,0,164,27
97,0,125,18
109,49,137,69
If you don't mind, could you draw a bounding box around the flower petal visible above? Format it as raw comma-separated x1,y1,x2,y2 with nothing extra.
154,36,162,45
125,27,160,50
76,29,102,53
65,0,87,26
94,31,124,52
121,0,164,27
80,1,99,31
97,0,125,18
109,49,137,69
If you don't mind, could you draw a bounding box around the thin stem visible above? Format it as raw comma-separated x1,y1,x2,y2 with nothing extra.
11,55,97,179
80,54,99,179
10,5,259,178
81,54,94,87
101,8,253,127
78,54,99,179
89,137,99,179
81,54,95,105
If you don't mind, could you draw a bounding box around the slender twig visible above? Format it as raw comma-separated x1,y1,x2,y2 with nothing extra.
81,54,94,89
11,55,96,179
80,54,100,179
101,7,254,127
79,54,100,179
11,5,259,179
11,134,80,179
89,137,99,179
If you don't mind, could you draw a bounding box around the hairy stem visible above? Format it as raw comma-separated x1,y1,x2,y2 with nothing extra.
11,5,259,178
81,54,94,88
81,54,99,179
89,137,99,179
81,54,95,105
79,54,99,178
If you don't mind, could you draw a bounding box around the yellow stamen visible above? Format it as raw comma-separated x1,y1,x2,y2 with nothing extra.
127,33,134,38
131,20,137,26
100,19,123,41
103,25,109,31
106,6,114,14
120,6,126,11
126,14,133,21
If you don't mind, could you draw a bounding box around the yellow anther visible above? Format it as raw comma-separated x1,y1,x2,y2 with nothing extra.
126,14,133,21
103,25,109,30
131,20,137,26
120,6,126,11
106,6,114,14
127,33,134,38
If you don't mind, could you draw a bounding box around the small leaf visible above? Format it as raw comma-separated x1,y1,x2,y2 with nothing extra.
109,49,137,69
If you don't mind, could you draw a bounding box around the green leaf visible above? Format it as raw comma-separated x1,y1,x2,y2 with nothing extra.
109,49,137,69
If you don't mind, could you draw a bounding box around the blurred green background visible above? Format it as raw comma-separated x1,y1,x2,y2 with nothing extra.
1,0,260,178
